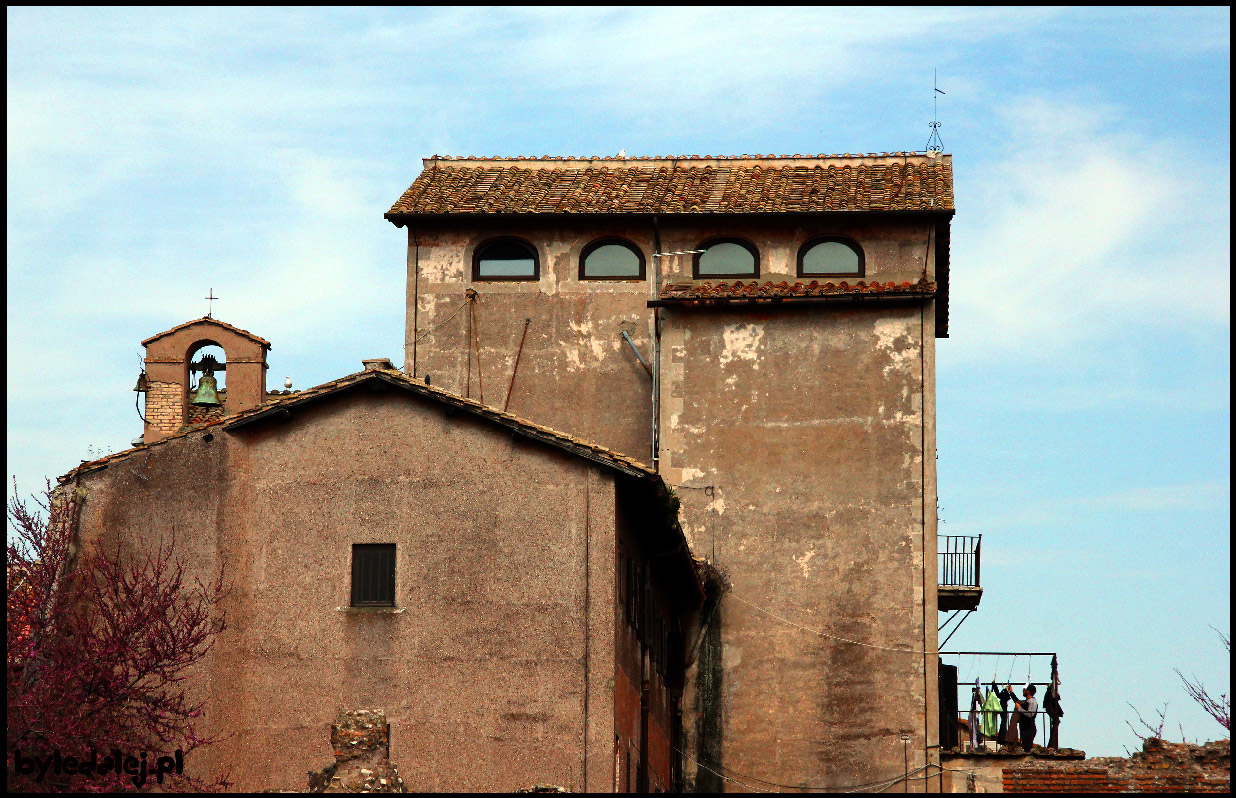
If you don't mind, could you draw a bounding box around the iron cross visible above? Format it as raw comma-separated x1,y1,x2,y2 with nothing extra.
205,288,218,318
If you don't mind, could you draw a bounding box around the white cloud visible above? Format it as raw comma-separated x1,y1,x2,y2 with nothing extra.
945,95,1230,365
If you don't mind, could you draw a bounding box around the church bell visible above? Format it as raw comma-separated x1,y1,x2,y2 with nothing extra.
191,370,222,406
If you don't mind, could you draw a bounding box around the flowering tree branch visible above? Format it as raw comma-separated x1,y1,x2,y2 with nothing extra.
7,481,230,792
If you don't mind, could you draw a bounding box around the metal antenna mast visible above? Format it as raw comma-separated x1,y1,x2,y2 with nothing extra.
926,69,945,152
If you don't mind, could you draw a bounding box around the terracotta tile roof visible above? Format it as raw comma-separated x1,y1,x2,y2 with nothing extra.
140,317,271,348
651,278,936,305
62,368,654,482
387,153,953,217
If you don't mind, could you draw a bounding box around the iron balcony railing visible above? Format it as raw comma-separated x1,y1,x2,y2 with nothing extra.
939,534,981,588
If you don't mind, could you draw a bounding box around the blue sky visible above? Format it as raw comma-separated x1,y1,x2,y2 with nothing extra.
7,7,1229,758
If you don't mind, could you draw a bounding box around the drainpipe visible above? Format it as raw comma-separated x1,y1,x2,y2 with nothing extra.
651,215,663,471
410,227,420,378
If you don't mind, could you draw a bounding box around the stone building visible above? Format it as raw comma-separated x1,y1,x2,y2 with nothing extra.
62,150,987,792
65,335,703,791
382,152,960,791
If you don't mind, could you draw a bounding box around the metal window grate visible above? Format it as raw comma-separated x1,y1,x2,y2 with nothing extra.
351,544,396,606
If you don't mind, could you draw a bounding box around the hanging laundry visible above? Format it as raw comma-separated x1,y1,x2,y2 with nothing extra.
1002,685,1021,748
981,685,1002,737
1044,655,1064,750
992,680,1009,743
968,678,982,750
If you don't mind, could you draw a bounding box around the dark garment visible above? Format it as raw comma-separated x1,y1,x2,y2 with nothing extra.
968,690,981,749
1044,668,1063,750
1000,687,1020,747
1019,716,1037,752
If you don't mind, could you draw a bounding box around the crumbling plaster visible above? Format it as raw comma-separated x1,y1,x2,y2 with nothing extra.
404,215,937,466
662,301,939,790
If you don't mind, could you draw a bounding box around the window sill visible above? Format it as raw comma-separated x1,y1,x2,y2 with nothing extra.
336,606,405,614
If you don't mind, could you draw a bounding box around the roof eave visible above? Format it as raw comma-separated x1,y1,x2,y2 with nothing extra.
649,291,936,308
385,208,955,226
223,371,654,479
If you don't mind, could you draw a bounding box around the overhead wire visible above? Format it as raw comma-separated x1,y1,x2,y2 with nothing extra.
730,594,934,655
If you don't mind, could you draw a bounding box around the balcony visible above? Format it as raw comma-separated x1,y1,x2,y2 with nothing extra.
938,651,1075,756
939,534,982,611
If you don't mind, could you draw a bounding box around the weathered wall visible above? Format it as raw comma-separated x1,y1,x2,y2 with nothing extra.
402,212,942,791
403,215,938,465
405,219,657,463
1002,738,1230,793
940,750,1087,793
660,299,938,792
73,387,621,792
614,480,697,792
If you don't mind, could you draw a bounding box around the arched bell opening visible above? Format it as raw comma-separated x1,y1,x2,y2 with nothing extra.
184,340,228,425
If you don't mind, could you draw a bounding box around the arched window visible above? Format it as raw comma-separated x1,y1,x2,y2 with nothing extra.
580,238,645,280
693,238,759,278
798,236,864,277
473,237,539,280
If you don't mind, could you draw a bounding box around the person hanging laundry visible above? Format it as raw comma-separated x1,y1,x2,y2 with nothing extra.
1044,656,1064,749
968,678,982,750
980,684,1002,738
1007,683,1039,752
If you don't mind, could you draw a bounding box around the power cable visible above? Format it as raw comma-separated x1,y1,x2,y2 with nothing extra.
731,594,934,655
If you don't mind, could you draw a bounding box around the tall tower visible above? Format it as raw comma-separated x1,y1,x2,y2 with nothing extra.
387,152,954,791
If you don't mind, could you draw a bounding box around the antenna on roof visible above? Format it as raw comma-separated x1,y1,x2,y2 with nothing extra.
926,69,945,153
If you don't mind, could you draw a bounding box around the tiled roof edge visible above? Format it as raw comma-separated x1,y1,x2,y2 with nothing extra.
140,317,272,348
425,152,951,163
62,368,656,484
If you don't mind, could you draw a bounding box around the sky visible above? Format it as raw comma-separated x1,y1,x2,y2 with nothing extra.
7,7,1230,760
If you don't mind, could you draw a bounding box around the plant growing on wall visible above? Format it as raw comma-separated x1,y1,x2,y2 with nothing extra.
6,482,230,792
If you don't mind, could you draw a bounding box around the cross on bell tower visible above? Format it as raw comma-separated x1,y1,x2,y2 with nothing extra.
205,288,219,318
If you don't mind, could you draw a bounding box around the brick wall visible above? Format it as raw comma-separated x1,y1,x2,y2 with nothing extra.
145,380,182,435
1004,738,1229,793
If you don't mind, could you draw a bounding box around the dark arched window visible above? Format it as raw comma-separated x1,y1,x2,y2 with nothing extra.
693,238,759,278
798,236,864,277
580,238,646,280
473,237,539,280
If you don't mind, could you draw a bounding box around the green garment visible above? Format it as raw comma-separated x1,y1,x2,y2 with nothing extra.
980,689,1002,737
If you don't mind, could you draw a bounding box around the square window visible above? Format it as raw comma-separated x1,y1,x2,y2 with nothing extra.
351,543,396,606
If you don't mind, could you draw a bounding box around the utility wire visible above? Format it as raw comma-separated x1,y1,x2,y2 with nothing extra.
411,294,471,344
730,594,934,655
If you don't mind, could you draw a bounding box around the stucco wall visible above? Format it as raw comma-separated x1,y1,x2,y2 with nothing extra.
403,215,938,466
661,300,938,791
402,213,942,791
73,388,620,792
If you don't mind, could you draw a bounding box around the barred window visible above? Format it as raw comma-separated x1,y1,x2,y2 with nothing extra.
351,544,396,606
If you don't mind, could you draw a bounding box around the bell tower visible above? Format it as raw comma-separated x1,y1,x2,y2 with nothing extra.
137,317,270,442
